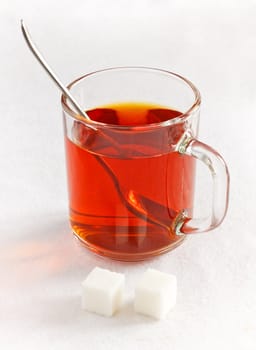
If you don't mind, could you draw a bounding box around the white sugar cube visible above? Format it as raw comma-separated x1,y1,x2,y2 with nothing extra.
81,267,125,317
134,268,177,319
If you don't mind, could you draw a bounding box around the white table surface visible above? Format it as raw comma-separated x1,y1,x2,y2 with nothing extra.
1,1,256,349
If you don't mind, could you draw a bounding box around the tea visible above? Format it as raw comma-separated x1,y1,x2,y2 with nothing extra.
65,103,196,260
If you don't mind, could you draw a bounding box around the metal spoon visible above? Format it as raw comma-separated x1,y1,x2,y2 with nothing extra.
21,20,173,234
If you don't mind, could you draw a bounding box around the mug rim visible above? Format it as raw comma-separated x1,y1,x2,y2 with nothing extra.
61,66,201,130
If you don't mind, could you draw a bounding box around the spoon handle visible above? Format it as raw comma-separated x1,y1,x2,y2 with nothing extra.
20,19,94,127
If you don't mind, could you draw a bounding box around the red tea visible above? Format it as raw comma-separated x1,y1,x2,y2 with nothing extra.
65,103,196,260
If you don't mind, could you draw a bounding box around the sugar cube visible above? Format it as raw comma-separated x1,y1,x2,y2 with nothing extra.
134,268,177,319
81,267,125,317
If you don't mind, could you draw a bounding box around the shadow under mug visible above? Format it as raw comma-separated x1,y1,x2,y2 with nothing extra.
62,67,229,261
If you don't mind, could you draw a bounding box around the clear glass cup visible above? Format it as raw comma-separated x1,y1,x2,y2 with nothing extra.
62,67,229,261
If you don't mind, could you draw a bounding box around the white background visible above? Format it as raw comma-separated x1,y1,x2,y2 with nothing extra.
1,1,256,349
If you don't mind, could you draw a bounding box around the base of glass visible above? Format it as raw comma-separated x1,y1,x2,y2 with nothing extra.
73,231,186,261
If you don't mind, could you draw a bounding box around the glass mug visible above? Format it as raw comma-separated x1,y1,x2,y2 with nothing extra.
62,67,229,261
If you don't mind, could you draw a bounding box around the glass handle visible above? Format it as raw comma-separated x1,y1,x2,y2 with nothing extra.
173,135,230,235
